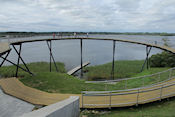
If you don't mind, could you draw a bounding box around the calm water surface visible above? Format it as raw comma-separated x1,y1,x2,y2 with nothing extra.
1,34,175,71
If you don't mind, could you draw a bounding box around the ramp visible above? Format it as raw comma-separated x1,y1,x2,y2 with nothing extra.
67,62,90,75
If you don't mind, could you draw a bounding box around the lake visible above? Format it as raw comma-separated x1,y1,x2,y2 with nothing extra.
1,34,175,71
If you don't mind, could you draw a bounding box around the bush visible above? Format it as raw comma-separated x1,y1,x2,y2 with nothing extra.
150,51,175,67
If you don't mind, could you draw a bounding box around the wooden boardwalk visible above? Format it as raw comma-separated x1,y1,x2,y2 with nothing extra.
1,38,175,108
10,37,175,53
0,42,10,55
0,78,175,108
67,62,90,75
1,37,175,55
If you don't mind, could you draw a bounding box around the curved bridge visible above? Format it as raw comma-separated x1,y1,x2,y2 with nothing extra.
0,37,175,108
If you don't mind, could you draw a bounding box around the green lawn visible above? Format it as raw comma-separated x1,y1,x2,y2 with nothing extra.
0,61,170,94
0,62,66,77
85,60,149,80
1,61,174,116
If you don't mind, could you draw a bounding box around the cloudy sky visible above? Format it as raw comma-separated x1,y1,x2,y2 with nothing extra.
0,0,175,32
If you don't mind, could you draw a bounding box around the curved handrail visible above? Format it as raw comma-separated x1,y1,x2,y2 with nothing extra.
1,36,175,108
86,67,175,83
1,37,175,90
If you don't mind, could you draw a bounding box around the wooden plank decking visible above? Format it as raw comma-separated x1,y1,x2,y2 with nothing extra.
0,78,175,108
67,62,90,75
0,42,10,55
10,37,175,53
1,38,175,108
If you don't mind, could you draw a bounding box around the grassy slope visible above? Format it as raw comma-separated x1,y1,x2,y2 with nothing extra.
0,61,170,94
85,60,148,80
0,62,66,77
1,61,174,116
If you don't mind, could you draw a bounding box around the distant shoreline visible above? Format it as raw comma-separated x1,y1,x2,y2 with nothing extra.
0,32,175,36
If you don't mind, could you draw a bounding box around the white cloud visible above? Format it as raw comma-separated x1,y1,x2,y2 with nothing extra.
0,0,174,32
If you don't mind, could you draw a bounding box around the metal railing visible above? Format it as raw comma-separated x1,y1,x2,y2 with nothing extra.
81,67,175,108
85,67,175,90
82,77,175,108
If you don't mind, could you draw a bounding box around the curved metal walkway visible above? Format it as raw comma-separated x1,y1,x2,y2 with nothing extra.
1,37,175,108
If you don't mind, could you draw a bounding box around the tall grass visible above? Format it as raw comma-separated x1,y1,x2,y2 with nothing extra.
0,62,66,77
0,61,170,94
85,60,146,80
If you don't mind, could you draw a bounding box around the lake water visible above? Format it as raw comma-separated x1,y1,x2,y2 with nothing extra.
1,34,175,71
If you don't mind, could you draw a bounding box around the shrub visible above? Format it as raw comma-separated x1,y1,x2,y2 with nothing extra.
150,51,175,67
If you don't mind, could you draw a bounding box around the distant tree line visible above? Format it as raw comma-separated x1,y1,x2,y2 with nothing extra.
0,32,175,36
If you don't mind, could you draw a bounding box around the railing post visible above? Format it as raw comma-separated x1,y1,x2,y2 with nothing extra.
82,92,84,108
136,88,140,106
142,77,144,87
158,73,161,82
125,80,127,89
109,92,111,109
160,85,163,101
105,84,107,91
169,69,172,80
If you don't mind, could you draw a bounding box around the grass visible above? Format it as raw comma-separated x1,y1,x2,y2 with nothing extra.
0,62,66,77
85,60,148,80
81,97,175,117
0,61,170,94
1,61,174,116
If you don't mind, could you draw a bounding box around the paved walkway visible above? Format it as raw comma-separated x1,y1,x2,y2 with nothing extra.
0,78,175,108
0,88,34,117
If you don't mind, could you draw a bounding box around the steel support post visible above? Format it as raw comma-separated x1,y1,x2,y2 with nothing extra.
0,56,31,74
140,46,152,72
0,50,11,67
16,44,22,77
46,40,58,72
111,40,116,80
80,39,83,78
49,40,52,72
12,44,33,76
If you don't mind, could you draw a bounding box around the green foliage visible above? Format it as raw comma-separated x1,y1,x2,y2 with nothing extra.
20,67,168,94
0,61,169,94
150,51,175,67
85,60,144,80
20,72,118,94
0,62,66,77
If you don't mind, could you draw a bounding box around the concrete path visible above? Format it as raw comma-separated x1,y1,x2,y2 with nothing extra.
0,88,34,117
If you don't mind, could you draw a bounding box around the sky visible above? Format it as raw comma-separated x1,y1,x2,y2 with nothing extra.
0,0,175,32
